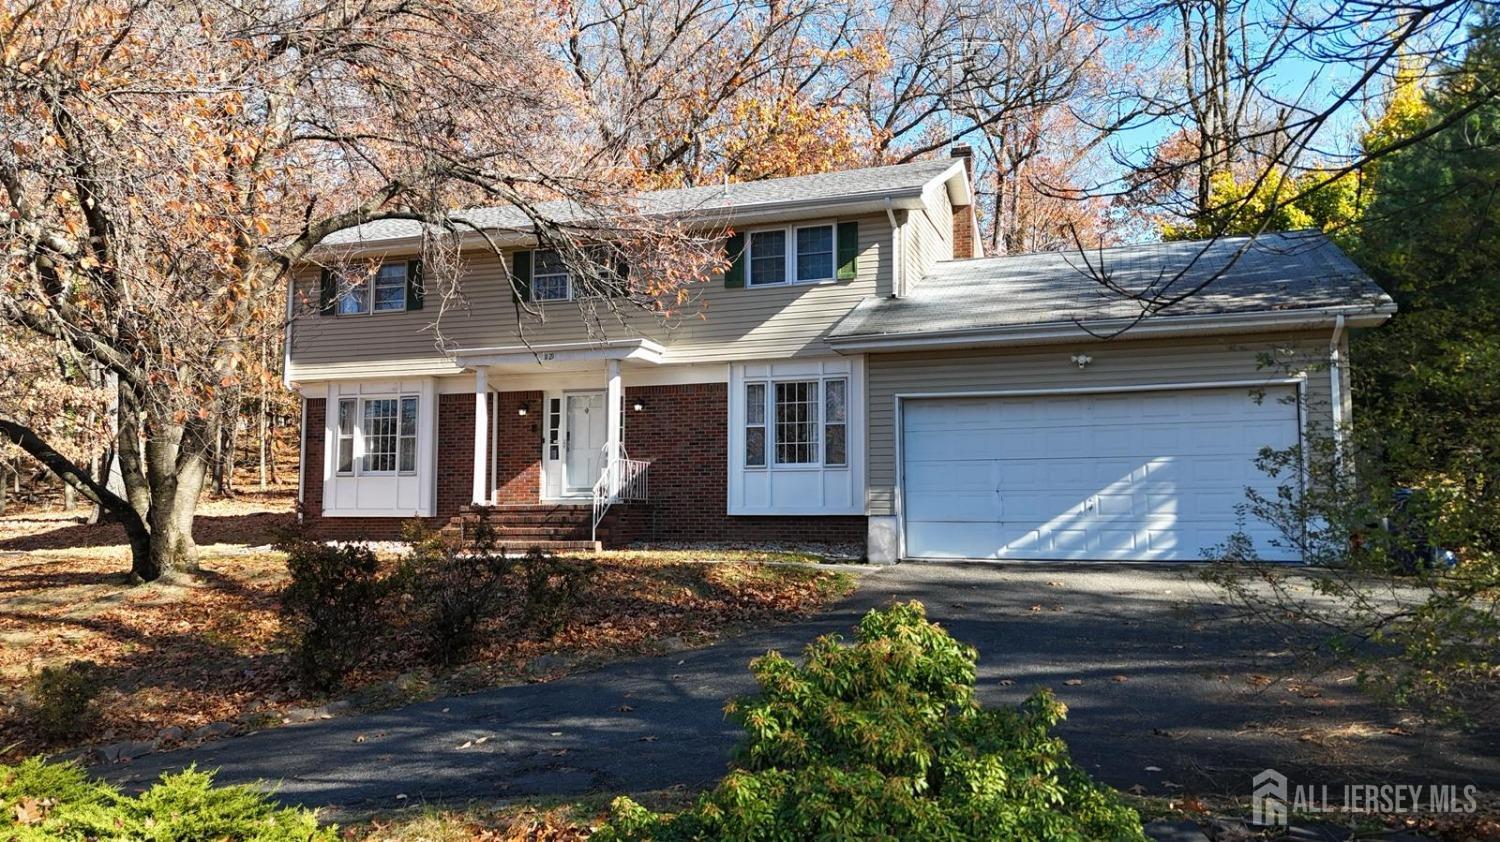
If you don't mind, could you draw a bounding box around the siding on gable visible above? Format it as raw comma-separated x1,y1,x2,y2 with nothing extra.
287,213,892,380
903,178,955,292
863,331,1339,516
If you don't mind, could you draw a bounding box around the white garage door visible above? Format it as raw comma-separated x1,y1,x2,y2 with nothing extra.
901,386,1300,561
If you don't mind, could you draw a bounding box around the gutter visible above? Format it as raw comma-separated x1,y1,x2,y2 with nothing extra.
311,186,943,260
826,304,1397,353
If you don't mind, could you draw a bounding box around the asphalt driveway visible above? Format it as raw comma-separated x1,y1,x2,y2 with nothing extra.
105,562,1499,815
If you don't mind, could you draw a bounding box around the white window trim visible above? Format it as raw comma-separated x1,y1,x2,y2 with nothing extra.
336,262,406,317
372,264,408,313
320,379,438,519
743,378,838,470
531,249,573,302
745,220,838,288
728,357,865,516
335,397,356,476
337,393,421,477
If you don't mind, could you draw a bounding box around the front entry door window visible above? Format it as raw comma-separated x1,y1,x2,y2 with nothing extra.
564,392,607,492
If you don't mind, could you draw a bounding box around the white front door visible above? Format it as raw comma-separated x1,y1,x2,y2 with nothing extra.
901,386,1301,561
564,392,607,493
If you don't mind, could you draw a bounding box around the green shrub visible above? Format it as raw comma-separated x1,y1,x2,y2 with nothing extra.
517,547,594,636
0,757,334,840
596,601,1145,842
278,539,386,691
395,523,512,665
25,660,100,742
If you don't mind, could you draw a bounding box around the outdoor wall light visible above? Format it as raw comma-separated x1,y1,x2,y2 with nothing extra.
1070,353,1094,369
632,400,645,412
517,406,528,416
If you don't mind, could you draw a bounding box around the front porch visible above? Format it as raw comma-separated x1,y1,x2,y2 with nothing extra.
453,340,661,549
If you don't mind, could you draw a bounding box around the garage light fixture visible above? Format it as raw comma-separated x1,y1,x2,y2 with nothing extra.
1070,353,1093,369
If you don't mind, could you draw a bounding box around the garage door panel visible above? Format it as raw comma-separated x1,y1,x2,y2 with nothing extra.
904,459,990,489
902,386,1300,562
907,494,997,522
907,521,1003,559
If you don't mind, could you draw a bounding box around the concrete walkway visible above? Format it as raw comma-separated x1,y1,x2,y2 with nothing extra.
105,563,1499,815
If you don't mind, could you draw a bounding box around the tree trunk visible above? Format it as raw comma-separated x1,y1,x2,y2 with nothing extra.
146,492,200,579
0,417,155,580
259,338,270,491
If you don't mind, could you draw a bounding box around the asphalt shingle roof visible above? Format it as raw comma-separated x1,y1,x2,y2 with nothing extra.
830,231,1394,338
321,159,960,246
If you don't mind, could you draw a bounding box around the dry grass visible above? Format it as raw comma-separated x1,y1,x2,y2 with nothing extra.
0,491,853,761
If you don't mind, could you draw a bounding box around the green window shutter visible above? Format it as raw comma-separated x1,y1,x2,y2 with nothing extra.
611,256,630,297
512,250,533,303
836,221,859,281
723,232,746,288
318,268,335,315
405,259,424,311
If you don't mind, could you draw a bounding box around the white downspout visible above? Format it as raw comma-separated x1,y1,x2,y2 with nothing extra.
885,196,904,298
1329,314,1346,466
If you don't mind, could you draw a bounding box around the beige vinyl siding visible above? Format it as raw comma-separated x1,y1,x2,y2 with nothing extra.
864,331,1338,515
903,179,954,290
287,214,891,379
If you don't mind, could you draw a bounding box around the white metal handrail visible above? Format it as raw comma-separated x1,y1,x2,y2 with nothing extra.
591,443,649,543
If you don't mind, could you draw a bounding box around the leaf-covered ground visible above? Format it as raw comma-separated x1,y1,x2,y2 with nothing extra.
0,493,854,762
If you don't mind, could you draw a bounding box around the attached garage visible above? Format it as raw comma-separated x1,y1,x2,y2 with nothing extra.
899,385,1302,561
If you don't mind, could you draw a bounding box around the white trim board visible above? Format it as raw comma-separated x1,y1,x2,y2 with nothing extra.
433,363,729,394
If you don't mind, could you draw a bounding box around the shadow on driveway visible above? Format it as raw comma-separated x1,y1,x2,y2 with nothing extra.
103,562,1500,815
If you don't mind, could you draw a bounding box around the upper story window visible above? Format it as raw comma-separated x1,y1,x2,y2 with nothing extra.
532,249,572,301
747,223,836,287
328,262,416,316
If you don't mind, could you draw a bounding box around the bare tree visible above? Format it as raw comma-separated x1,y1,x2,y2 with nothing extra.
0,0,720,581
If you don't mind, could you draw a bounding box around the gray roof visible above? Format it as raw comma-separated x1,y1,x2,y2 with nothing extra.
830,231,1394,339
321,158,959,246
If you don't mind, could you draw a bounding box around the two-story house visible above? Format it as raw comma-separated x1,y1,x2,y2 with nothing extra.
284,149,1394,562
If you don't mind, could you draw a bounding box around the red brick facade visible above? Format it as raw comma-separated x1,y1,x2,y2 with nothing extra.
299,383,867,547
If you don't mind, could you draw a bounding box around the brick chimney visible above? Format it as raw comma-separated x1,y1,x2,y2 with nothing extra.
949,146,978,258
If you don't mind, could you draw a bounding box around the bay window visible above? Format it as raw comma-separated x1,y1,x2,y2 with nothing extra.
742,377,848,468
336,398,356,474
729,359,861,516
334,394,420,476
745,383,767,467
824,379,847,466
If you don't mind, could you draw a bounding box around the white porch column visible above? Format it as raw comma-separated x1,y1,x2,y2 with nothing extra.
605,358,623,489
472,367,489,505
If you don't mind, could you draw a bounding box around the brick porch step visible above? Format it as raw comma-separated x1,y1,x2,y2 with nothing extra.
490,539,603,553
443,503,638,550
